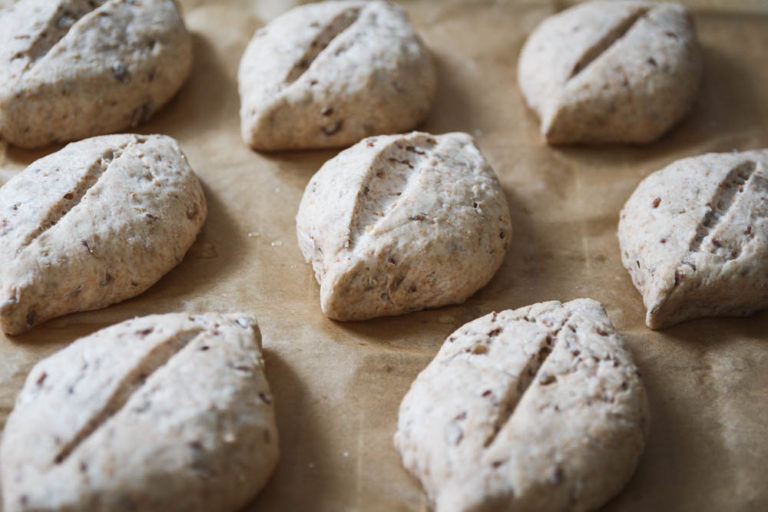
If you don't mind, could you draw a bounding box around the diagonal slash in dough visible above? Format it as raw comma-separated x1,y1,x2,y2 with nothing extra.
348,136,439,248
14,138,143,256
569,7,650,79
52,328,203,465
284,7,362,84
19,0,110,69
481,312,573,448
688,160,756,254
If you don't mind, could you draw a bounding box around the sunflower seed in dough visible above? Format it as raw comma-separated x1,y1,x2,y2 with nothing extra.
518,1,701,144
1,313,278,512
395,299,649,512
0,0,192,149
238,0,436,151
619,150,768,329
296,131,511,321
0,134,206,334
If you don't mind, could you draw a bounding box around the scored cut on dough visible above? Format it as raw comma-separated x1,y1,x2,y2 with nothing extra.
395,298,649,512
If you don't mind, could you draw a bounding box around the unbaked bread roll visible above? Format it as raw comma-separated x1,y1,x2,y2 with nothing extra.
0,0,192,148
238,0,436,151
619,149,768,328
518,1,701,144
395,299,649,511
297,131,511,320
0,134,206,334
1,313,278,512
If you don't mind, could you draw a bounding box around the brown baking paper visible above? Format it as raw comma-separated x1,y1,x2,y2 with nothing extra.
1,0,768,510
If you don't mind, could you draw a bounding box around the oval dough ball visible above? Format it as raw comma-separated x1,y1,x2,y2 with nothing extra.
238,0,436,151
0,134,206,334
619,149,768,329
1,313,278,512
518,1,702,144
296,131,511,321
395,299,649,512
0,0,192,149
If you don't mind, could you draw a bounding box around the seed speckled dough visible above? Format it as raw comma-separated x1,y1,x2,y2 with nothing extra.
296,131,511,321
1,313,279,512
0,134,206,334
518,1,701,144
619,150,768,329
395,299,649,512
238,0,436,151
0,0,192,149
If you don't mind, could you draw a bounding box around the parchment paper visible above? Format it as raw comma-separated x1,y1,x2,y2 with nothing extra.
1,0,768,510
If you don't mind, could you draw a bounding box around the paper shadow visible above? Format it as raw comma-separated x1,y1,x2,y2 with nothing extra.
330,306,454,354
2,320,103,349
243,349,326,511
654,43,766,154
605,307,768,511
138,32,238,141
467,187,539,308
421,50,479,134
3,143,64,168
258,149,338,187
600,330,697,512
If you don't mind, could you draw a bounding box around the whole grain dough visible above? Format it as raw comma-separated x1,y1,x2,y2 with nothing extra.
0,0,192,149
1,313,279,512
0,134,206,334
619,150,768,329
296,131,511,321
395,299,649,512
238,0,436,151
518,1,701,144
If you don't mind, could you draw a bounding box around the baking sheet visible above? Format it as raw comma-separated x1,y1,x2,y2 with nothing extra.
1,0,768,510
